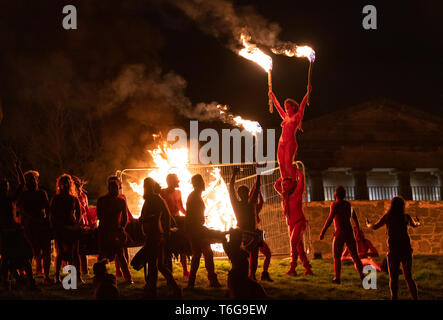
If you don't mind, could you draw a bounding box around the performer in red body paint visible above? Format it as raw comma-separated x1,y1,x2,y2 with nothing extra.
160,173,189,278
274,168,312,276
269,85,311,179
320,186,364,284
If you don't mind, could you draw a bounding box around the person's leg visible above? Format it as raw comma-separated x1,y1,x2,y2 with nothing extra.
157,245,182,297
188,240,202,288
387,253,401,300
71,241,82,283
145,246,159,298
345,236,364,279
201,242,220,287
80,255,88,275
180,254,189,278
42,238,52,283
249,246,259,280
297,239,313,275
260,241,271,273
332,236,345,283
115,256,122,278
115,248,133,283
54,241,63,283
401,254,418,300
287,223,297,274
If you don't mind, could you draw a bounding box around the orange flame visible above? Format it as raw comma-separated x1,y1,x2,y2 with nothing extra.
272,45,316,63
238,34,272,72
128,141,237,252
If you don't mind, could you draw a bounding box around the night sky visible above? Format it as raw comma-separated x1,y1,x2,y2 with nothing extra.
0,0,442,193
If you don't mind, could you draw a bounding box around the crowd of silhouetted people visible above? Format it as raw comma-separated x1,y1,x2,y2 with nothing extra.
0,159,421,300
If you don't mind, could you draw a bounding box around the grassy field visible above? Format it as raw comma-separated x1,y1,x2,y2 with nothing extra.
1,255,442,300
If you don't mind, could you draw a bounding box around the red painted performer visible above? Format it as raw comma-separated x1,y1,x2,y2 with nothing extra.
269,85,311,179
319,186,364,284
274,167,313,276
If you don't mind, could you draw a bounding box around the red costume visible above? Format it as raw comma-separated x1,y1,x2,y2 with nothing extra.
271,89,309,179
320,198,364,283
274,168,312,275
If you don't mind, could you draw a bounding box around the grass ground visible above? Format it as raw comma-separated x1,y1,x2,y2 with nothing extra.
1,255,442,300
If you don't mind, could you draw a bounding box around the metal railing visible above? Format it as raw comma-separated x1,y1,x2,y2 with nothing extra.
412,186,441,201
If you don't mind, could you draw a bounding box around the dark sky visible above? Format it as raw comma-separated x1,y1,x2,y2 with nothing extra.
153,0,443,126
0,0,442,193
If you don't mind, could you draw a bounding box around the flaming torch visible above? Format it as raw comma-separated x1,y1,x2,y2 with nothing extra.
272,44,316,105
238,34,274,113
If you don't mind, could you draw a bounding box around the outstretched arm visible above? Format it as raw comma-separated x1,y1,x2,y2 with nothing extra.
351,208,361,230
407,215,421,228
320,204,336,240
366,214,387,230
269,91,286,120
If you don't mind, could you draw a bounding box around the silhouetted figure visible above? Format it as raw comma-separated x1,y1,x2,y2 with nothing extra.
0,161,38,290
106,176,135,279
93,259,119,300
269,85,311,179
160,173,189,278
73,176,91,275
139,177,182,299
50,174,82,284
255,189,273,281
275,168,312,276
320,186,364,284
223,228,267,299
17,169,52,284
96,177,133,283
367,196,420,300
185,174,221,289
228,167,261,280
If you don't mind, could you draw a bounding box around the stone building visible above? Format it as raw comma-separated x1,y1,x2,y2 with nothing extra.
298,99,443,201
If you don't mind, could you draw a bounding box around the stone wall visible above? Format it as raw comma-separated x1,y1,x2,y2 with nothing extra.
306,200,443,258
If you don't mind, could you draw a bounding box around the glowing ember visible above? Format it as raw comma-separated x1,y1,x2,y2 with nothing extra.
128,141,237,252
272,44,316,62
238,34,272,72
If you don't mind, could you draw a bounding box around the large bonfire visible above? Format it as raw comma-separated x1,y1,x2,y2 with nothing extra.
128,140,238,252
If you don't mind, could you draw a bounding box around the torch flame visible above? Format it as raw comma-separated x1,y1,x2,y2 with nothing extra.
128,141,237,252
271,44,316,63
239,34,272,72
233,116,262,135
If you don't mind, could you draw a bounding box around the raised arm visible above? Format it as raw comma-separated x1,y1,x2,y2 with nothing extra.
351,208,361,230
248,174,261,204
296,87,310,121
320,204,336,240
229,168,239,205
256,190,264,214
269,91,286,120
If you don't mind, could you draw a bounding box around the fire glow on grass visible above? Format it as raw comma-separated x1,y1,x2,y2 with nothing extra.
129,141,237,252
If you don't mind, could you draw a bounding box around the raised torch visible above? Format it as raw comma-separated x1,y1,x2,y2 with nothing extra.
239,34,274,113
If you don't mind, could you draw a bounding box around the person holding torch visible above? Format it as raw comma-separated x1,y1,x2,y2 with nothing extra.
269,84,312,179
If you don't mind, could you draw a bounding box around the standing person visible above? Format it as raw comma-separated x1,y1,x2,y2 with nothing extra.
185,174,221,289
228,167,261,281
275,168,313,276
17,169,52,284
50,174,83,284
367,196,420,300
255,187,273,281
269,85,311,179
96,177,133,284
139,177,182,298
107,175,135,279
160,173,189,278
319,186,364,284
73,176,91,275
0,161,37,290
